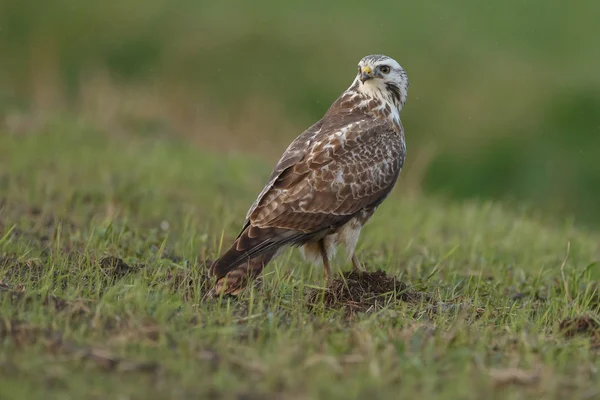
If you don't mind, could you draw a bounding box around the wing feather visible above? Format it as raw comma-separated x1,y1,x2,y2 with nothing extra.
247,114,405,235
242,120,324,228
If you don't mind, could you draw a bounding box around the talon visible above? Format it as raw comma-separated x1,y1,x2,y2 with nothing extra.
352,253,366,272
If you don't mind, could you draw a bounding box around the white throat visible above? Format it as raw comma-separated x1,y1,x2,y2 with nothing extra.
347,78,403,127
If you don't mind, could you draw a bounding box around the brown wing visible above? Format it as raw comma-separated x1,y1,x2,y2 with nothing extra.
249,115,405,234
242,119,325,228
210,112,405,280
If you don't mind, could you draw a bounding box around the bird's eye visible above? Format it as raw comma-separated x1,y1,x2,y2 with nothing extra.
380,65,390,74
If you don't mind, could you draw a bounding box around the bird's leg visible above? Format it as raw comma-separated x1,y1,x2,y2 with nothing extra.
352,253,366,273
319,239,331,283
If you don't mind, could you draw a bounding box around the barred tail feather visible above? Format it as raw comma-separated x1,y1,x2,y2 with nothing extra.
209,250,276,297
208,224,301,297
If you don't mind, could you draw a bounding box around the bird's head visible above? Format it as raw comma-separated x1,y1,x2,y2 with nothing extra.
354,54,409,108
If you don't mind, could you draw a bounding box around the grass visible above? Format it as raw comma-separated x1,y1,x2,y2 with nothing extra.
0,122,599,399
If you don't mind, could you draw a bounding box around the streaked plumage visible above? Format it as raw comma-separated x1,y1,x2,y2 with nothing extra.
209,54,409,296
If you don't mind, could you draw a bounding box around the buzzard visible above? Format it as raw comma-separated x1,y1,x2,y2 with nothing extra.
209,54,409,296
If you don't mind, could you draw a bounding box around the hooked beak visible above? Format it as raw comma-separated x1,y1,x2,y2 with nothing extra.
359,66,374,83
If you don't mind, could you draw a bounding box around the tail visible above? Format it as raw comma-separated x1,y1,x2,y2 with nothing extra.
208,250,277,297
208,224,300,297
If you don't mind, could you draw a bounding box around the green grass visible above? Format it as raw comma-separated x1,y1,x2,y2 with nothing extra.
0,123,599,399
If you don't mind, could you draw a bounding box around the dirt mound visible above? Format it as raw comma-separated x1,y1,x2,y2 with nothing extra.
0,255,46,283
306,270,429,315
98,256,143,280
559,313,600,347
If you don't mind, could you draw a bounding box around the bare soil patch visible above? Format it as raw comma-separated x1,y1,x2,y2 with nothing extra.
559,313,600,347
98,256,144,280
306,270,431,315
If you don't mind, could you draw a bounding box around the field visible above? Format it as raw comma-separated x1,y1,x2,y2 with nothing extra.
1,2,600,396
1,126,599,399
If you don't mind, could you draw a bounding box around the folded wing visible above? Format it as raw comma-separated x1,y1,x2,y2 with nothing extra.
210,112,405,280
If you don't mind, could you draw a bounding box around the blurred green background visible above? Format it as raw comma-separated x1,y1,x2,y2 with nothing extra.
1,0,599,227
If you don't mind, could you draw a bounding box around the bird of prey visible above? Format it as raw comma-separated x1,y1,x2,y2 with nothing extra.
209,54,409,296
